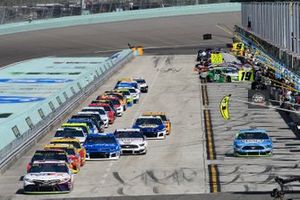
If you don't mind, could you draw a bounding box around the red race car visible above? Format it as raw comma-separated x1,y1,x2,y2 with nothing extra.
88,103,116,124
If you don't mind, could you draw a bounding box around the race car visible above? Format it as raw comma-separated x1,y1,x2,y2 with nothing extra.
23,160,74,194
104,91,127,111
71,113,104,133
83,133,121,160
50,138,86,167
132,116,166,139
88,103,116,124
81,107,109,128
96,96,124,116
26,149,69,173
54,127,87,144
67,118,98,134
133,78,148,93
44,144,81,173
114,128,147,155
61,123,91,134
233,129,273,157
200,66,239,82
142,112,171,135
113,89,134,107
115,81,140,93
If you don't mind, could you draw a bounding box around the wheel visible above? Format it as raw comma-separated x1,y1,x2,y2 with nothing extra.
226,76,232,82
207,76,213,82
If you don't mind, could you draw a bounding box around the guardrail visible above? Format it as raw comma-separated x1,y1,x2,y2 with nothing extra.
0,3,241,36
0,49,134,173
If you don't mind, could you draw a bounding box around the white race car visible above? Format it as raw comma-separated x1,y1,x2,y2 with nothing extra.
23,160,74,194
114,128,147,155
54,127,87,144
81,107,109,128
134,78,148,93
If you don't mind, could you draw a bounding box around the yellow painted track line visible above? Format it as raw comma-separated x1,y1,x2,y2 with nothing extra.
208,164,221,192
201,79,220,192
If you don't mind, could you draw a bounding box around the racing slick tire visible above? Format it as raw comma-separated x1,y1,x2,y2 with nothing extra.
206,76,213,82
226,76,232,83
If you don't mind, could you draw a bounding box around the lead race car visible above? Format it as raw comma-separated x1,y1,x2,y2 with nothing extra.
233,129,273,157
132,116,166,139
23,160,74,194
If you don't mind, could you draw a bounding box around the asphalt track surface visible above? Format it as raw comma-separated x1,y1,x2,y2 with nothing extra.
0,12,240,67
1,11,298,200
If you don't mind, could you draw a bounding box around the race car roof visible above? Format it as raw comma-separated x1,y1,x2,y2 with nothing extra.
239,129,267,134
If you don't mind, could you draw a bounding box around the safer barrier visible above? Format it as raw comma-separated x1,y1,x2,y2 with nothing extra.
0,3,241,36
0,49,134,173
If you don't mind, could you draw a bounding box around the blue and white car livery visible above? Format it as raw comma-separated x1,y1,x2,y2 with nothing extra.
83,133,121,160
132,116,166,139
233,129,272,156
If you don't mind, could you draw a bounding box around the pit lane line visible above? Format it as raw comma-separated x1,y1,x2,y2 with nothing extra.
200,79,221,193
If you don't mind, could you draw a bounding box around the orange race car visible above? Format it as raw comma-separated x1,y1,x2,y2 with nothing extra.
50,138,86,167
44,144,81,174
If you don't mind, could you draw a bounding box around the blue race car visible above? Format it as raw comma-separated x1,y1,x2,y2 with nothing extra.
233,129,272,157
83,133,121,160
132,116,166,139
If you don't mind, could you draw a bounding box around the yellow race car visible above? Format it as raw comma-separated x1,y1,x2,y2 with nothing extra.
44,144,81,174
142,112,171,135
50,138,86,167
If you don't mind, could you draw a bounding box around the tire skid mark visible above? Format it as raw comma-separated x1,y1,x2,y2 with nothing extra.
113,172,126,185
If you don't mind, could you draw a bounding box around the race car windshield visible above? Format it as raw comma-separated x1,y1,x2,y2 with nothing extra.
63,126,88,134
237,132,269,140
122,91,130,95
69,118,93,129
110,99,120,105
60,148,76,155
115,131,143,138
103,105,111,111
55,130,84,137
51,141,81,149
159,115,167,121
135,118,162,125
83,109,106,115
32,152,68,162
136,79,145,83
29,163,68,173
225,68,238,73
128,89,136,93
86,137,116,144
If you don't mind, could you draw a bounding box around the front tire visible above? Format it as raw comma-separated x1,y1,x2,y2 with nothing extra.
226,76,231,82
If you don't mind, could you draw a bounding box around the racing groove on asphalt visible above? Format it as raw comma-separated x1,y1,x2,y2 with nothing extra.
0,55,208,199
204,81,300,192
